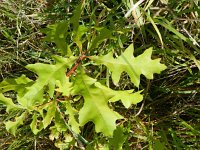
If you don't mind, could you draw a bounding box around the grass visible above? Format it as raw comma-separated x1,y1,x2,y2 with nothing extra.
0,0,200,149
0,0,52,79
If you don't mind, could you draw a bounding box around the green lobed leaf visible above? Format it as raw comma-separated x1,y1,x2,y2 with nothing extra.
71,3,86,51
70,3,84,32
30,113,44,135
89,27,113,50
72,69,143,136
41,21,69,55
109,90,143,108
5,112,26,136
43,100,56,129
63,101,80,133
49,126,60,141
94,82,143,108
55,109,68,132
109,126,128,150
92,44,167,87
72,69,123,136
0,75,33,94
55,77,72,96
0,93,18,112
74,25,88,51
18,56,75,108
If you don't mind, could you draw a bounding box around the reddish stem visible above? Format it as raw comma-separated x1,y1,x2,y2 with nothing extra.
66,54,87,77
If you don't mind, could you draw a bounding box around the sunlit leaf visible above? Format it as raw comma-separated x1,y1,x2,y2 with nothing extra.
72,70,123,136
93,44,167,87
109,90,143,108
94,82,143,108
18,56,75,108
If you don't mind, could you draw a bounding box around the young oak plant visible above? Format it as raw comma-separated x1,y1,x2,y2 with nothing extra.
0,3,167,148
0,44,166,141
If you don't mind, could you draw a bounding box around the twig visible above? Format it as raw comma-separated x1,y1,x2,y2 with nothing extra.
66,53,87,77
